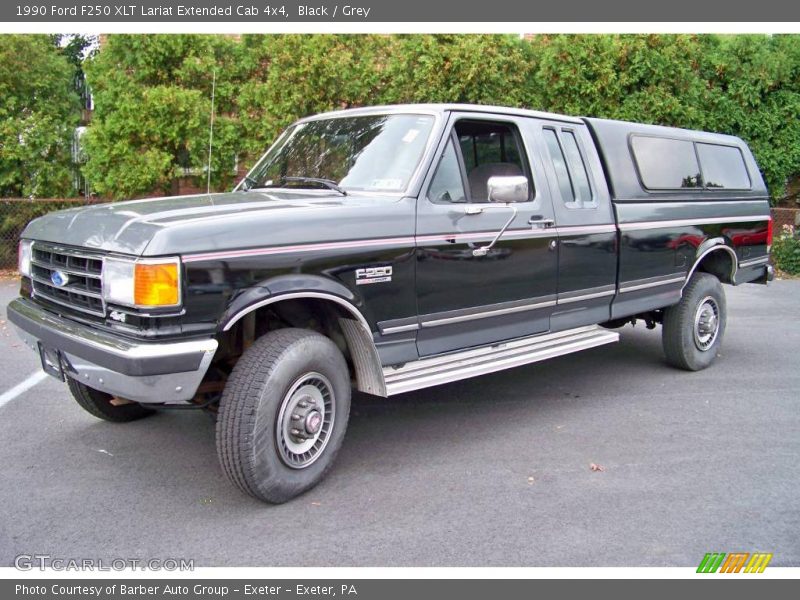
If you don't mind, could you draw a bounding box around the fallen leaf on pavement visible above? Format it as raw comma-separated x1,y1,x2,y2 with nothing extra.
590,463,605,472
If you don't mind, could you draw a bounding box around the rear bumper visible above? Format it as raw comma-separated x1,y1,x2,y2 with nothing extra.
7,298,218,404
765,263,775,282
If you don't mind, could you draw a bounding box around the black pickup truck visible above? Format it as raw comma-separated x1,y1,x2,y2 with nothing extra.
8,104,773,503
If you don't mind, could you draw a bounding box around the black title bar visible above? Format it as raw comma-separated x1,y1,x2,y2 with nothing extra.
4,0,800,22
5,579,798,600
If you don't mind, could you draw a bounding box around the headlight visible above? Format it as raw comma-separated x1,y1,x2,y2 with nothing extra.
103,257,181,308
18,240,33,277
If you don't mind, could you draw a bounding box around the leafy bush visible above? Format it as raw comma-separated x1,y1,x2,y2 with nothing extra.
6,34,800,201
771,225,800,275
0,36,82,198
81,34,800,202
82,35,249,199
236,35,388,163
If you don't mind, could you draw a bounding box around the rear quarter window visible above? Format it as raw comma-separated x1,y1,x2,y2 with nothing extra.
630,136,702,190
695,143,751,190
630,134,752,193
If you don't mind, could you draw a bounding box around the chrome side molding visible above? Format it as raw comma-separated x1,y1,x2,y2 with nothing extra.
617,215,769,231
420,296,557,328
619,275,686,294
738,256,770,268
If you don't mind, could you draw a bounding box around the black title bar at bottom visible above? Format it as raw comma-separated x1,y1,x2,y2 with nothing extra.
5,0,800,22
4,579,798,600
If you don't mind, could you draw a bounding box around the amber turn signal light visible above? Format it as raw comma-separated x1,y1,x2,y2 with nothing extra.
134,262,180,306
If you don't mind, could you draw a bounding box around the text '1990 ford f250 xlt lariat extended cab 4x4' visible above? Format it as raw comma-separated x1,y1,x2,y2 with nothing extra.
8,104,773,503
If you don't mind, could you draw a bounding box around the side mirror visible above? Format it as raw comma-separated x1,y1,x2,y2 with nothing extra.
487,176,529,203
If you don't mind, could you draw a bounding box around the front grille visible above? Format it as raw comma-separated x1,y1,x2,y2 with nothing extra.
30,243,106,317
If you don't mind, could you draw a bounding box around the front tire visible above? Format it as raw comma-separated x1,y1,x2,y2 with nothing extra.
662,272,727,371
216,328,351,504
67,378,155,422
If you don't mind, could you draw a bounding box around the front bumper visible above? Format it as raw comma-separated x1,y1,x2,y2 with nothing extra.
7,298,218,404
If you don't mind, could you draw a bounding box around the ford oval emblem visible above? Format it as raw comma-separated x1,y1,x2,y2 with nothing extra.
50,270,69,287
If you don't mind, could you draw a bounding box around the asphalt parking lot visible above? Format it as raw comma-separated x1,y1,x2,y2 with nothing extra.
0,277,798,567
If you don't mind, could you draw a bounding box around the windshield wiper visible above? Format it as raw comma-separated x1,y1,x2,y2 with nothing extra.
283,176,348,196
239,175,258,191
272,176,348,196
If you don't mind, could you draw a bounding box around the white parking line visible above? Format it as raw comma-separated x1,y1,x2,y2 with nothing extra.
0,370,48,408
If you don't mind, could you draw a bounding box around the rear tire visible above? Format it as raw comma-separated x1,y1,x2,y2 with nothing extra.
662,272,727,371
216,328,351,504
67,378,155,422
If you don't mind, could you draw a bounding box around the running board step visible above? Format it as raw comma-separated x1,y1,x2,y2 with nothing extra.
383,325,619,396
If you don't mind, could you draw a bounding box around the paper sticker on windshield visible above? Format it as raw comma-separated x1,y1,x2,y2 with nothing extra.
402,129,420,144
370,178,404,189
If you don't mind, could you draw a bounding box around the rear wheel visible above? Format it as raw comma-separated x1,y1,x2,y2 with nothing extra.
216,328,351,504
67,378,155,422
662,272,727,371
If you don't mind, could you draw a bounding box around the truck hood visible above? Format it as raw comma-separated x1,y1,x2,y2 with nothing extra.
22,191,407,256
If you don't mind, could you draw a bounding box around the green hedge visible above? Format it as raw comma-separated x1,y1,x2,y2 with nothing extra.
0,36,82,199
4,34,800,202
81,34,800,202
772,226,800,275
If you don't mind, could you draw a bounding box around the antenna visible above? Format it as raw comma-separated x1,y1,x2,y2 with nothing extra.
206,69,217,194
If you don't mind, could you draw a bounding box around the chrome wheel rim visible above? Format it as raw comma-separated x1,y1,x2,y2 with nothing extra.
693,296,720,351
276,372,335,469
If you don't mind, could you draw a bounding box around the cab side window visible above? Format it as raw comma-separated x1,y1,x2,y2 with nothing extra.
455,120,531,202
543,127,596,209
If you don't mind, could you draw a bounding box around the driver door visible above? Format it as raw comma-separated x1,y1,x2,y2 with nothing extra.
415,112,560,356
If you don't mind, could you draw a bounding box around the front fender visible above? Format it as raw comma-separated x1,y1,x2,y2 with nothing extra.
217,274,367,333
214,274,386,396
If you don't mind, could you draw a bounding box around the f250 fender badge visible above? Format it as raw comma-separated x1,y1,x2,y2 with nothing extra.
355,266,393,285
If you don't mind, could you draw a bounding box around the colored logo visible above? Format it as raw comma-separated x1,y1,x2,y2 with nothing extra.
697,552,772,573
50,270,70,287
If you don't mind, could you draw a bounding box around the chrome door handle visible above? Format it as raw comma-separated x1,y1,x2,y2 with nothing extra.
528,216,555,228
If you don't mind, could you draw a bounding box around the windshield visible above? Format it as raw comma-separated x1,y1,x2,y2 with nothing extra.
242,114,436,193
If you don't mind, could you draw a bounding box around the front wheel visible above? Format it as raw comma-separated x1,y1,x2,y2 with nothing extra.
216,328,351,504
67,378,155,422
662,272,727,371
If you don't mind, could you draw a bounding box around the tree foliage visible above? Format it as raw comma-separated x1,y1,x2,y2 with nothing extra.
0,35,81,198
378,35,537,106
523,35,800,197
6,34,800,201
235,35,387,161
703,35,800,199
82,35,249,198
